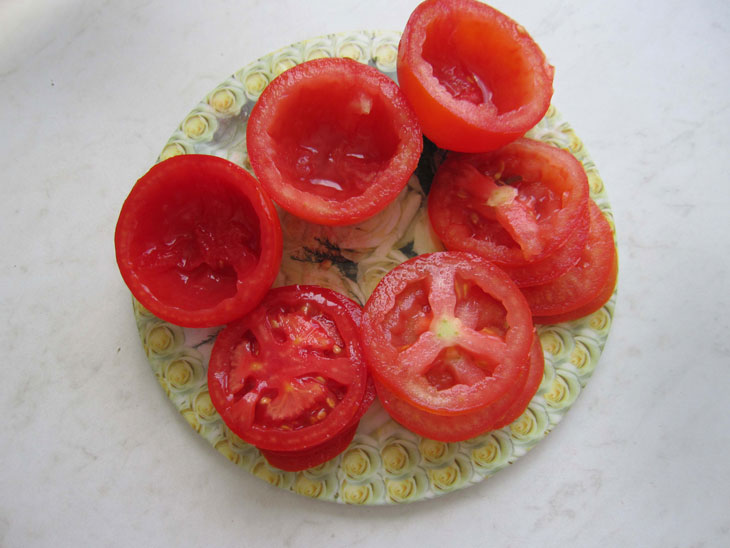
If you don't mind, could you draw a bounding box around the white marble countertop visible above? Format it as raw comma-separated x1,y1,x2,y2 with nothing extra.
1,0,728,546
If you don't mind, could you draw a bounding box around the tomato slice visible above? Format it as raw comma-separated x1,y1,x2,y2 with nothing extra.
259,378,376,471
397,0,554,152
208,285,367,452
491,334,544,429
246,57,423,226
500,209,590,287
522,201,617,317
115,155,282,327
361,252,534,416
428,138,589,269
375,334,543,442
534,243,618,324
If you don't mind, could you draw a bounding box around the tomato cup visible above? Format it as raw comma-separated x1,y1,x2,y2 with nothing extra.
246,57,423,226
427,138,590,286
115,155,282,328
361,252,535,418
207,285,369,460
397,0,554,152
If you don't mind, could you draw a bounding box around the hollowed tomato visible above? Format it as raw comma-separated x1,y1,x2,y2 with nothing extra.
361,252,534,416
115,155,282,327
246,57,423,226
397,0,554,152
207,285,368,452
427,138,589,276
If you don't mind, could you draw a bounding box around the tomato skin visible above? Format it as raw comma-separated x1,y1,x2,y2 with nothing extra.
361,251,534,416
522,201,617,317
398,0,554,152
207,285,367,452
115,155,282,327
491,333,544,429
427,138,589,269
247,57,423,226
259,377,375,471
374,334,543,442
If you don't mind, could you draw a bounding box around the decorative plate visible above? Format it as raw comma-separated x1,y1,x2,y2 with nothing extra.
133,30,617,504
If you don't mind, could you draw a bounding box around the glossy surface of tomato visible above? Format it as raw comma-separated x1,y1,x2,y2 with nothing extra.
397,0,554,152
523,201,616,317
361,252,534,416
246,57,423,226
208,285,367,451
428,138,589,269
115,155,282,327
375,334,543,442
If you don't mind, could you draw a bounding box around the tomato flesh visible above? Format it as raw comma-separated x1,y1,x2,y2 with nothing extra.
259,378,376,471
428,138,589,269
398,0,554,152
375,334,543,442
208,285,367,452
361,252,534,416
115,155,282,327
247,57,423,226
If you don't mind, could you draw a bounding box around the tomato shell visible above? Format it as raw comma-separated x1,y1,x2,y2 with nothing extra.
361,251,534,416
428,138,590,268
246,57,423,226
115,155,282,327
207,285,367,452
522,201,617,317
397,0,554,152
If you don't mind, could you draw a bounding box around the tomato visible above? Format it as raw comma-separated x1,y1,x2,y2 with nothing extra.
361,252,534,416
427,138,589,272
259,378,376,471
397,0,554,152
534,241,618,324
374,334,543,442
491,333,544,429
207,285,368,452
246,57,423,226
523,200,617,318
115,155,282,327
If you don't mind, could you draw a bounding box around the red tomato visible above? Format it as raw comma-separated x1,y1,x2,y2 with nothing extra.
207,285,368,452
397,0,554,152
427,138,589,271
523,201,617,317
534,243,618,324
259,378,376,471
246,57,423,226
491,333,544,429
374,334,543,442
361,252,534,416
115,155,282,327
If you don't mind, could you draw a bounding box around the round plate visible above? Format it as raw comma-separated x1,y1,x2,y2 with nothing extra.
132,30,617,504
